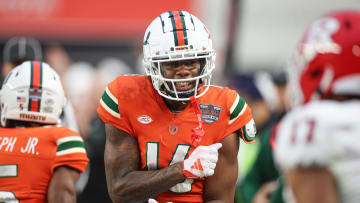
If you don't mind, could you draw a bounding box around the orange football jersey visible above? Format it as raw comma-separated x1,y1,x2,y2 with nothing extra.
0,125,89,202
98,75,254,202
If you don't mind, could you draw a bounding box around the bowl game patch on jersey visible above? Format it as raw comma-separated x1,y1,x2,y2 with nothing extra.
199,104,222,124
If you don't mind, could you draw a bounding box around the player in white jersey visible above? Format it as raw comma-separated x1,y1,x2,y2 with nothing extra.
274,10,360,203
275,101,360,203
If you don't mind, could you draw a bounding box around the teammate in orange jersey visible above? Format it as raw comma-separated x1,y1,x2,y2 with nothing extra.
97,10,256,202
0,61,89,202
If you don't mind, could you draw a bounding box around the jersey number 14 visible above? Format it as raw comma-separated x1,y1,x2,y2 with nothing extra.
146,142,194,193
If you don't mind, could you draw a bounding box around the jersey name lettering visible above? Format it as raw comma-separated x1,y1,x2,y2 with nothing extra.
0,136,39,155
0,137,17,152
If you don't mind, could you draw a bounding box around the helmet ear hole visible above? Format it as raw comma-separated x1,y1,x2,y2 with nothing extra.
344,20,351,29
310,67,322,78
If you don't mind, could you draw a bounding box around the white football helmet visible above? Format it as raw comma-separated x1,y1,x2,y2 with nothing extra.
143,10,216,101
0,61,65,126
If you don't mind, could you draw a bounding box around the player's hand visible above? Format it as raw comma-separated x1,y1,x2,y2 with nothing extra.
182,143,222,179
252,181,278,203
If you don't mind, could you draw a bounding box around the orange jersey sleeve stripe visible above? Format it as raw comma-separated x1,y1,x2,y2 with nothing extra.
231,105,252,129
52,128,89,173
212,90,254,143
220,106,253,144
97,79,136,136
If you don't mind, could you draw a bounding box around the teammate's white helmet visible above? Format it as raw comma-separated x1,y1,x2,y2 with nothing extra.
0,61,65,126
143,10,216,101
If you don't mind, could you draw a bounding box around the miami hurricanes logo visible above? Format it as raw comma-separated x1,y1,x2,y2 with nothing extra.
137,115,152,124
168,125,178,135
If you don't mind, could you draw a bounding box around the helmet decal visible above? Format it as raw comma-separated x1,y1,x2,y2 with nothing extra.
144,31,151,45
300,17,340,62
28,61,43,112
203,25,211,39
168,10,188,46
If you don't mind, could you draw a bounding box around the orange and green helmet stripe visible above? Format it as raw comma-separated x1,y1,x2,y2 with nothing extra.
28,61,43,112
168,10,188,46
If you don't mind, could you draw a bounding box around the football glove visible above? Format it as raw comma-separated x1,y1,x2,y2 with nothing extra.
182,143,222,179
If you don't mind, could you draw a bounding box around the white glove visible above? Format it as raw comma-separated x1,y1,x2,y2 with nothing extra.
182,143,222,179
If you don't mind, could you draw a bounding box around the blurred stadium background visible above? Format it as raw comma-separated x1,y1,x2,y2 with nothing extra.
1,0,359,75
1,1,359,202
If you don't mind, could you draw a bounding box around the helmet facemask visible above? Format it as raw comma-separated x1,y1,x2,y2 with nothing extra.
145,51,215,101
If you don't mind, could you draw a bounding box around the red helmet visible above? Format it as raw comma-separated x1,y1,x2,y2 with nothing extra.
288,10,360,105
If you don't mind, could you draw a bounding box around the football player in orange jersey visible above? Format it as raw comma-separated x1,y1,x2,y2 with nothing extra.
97,10,256,203
0,61,89,202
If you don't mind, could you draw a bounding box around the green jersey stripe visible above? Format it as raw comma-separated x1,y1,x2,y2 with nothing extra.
101,93,118,113
229,103,248,124
56,148,86,156
105,87,118,104
101,87,119,115
56,136,83,146
230,96,246,120
100,99,120,118
57,140,85,152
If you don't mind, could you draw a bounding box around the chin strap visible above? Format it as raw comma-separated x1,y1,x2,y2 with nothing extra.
190,96,204,147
